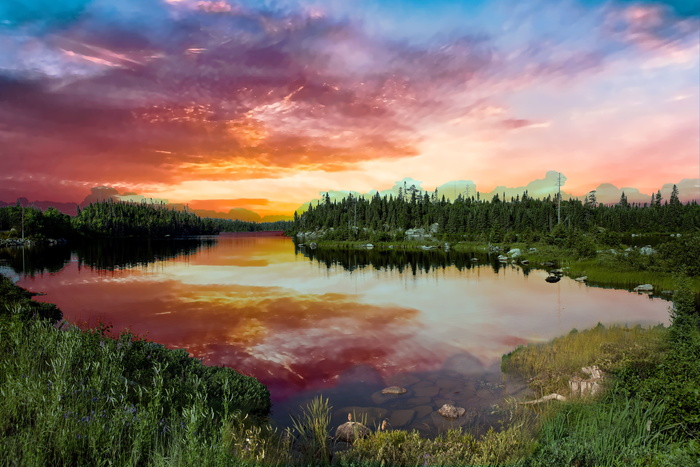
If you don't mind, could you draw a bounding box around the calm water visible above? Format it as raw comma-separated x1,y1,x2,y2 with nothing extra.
4,233,670,435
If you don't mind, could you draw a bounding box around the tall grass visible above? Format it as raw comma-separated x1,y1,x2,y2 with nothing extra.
523,395,677,466
0,311,273,466
288,395,333,465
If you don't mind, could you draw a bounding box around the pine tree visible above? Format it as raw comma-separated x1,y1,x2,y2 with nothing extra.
670,184,680,206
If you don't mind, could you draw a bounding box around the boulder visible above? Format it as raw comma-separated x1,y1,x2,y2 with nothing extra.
639,246,655,255
497,255,508,262
575,276,588,282
438,404,466,419
569,365,604,397
634,284,653,292
335,422,370,442
508,248,521,258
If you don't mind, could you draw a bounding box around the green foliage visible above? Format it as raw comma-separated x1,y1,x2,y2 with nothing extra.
0,206,72,239
0,275,62,322
73,201,221,238
338,425,532,466
657,235,700,276
631,279,700,437
292,189,700,239
0,278,271,465
288,396,332,465
502,324,666,397
523,396,674,467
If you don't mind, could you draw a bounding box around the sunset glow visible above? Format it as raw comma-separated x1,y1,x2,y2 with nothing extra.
1,0,698,218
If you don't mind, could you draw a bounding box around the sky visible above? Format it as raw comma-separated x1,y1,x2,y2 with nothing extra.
1,0,699,220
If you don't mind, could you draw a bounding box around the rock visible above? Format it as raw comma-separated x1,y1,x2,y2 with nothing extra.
545,275,560,283
575,276,588,282
386,374,420,387
371,391,401,405
434,378,461,390
388,409,416,428
519,393,568,405
412,385,440,398
365,243,374,249
569,365,604,398
335,422,370,442
407,397,432,406
309,242,317,249
421,245,437,250
582,365,603,380
639,246,656,255
634,284,654,292
541,261,556,267
429,223,440,234
381,386,407,395
413,405,433,420
528,248,538,253
470,257,479,262
520,259,529,265
441,353,484,375
507,248,521,258
497,255,508,262
438,404,466,419
336,407,388,426
405,228,427,241
549,269,564,275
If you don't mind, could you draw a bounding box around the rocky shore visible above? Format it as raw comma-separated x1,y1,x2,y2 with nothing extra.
0,238,67,247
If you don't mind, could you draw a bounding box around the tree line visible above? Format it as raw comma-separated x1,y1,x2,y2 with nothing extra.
0,201,291,239
292,185,699,242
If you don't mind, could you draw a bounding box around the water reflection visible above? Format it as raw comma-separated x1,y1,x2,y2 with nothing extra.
296,245,523,276
0,243,71,276
15,234,671,435
0,238,215,276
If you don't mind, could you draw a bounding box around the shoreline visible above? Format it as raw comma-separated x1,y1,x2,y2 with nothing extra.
294,237,700,294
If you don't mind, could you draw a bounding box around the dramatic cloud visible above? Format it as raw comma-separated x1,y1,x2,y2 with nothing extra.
1,0,698,212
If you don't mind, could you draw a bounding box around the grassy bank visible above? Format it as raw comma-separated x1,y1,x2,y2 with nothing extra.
0,276,272,465
300,236,700,294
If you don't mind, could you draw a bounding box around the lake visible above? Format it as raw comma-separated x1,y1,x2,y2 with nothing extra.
4,233,670,435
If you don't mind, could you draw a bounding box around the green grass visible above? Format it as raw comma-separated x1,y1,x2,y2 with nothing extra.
523,395,681,467
502,324,667,397
2,274,698,465
0,307,272,466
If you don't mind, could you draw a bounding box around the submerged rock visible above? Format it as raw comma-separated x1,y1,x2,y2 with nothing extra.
438,404,466,419
381,386,407,395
